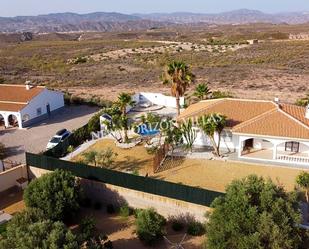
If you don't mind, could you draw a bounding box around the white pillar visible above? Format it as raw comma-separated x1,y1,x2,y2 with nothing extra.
273,144,277,160
3,114,9,128
17,115,23,129
238,137,243,157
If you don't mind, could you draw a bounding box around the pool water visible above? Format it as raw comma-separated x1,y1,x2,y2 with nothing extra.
136,124,160,136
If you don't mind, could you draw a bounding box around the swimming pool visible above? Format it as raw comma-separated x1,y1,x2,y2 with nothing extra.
136,124,160,136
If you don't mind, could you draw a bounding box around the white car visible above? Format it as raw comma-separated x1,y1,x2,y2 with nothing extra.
46,129,71,150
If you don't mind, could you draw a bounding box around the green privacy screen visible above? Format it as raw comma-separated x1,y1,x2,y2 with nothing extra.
26,152,224,207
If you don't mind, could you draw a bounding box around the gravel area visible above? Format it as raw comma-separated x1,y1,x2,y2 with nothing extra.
0,105,99,164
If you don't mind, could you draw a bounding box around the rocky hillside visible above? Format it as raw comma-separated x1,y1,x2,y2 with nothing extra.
2,10,309,33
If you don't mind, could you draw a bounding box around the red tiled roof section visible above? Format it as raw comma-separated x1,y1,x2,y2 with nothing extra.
0,84,45,103
280,103,309,127
233,110,309,139
0,102,27,112
178,99,277,127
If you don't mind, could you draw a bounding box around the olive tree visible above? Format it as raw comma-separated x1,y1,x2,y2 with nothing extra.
206,175,304,249
24,169,80,221
0,209,78,249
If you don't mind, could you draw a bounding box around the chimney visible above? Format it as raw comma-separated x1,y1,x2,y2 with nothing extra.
274,97,280,105
25,80,32,90
306,105,309,119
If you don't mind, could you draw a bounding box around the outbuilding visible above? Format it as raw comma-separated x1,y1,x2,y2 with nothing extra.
0,82,64,129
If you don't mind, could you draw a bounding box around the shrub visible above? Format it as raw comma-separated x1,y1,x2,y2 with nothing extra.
79,216,96,241
106,204,116,214
187,221,205,236
0,209,77,249
119,205,132,218
24,169,80,221
135,208,166,245
171,220,184,232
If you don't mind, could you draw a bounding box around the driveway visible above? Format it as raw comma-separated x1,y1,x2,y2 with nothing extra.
0,105,99,164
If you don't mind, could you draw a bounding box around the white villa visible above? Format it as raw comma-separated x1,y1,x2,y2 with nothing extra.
178,98,309,166
0,83,64,129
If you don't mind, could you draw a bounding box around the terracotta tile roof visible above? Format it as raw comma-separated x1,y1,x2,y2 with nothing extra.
179,98,309,140
280,103,309,127
178,98,277,127
0,84,45,103
233,109,309,140
0,102,27,112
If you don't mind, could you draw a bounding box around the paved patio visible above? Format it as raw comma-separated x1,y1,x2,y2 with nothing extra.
0,105,99,163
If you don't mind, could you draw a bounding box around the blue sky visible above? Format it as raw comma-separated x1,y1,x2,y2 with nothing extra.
1,0,309,17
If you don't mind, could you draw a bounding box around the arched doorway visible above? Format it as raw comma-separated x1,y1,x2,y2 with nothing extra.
0,113,4,127
8,114,18,127
240,138,274,160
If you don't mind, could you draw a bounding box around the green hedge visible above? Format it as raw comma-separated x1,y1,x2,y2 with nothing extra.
26,153,224,207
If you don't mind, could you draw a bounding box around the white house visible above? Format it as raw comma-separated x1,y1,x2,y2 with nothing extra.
0,83,64,129
178,98,309,166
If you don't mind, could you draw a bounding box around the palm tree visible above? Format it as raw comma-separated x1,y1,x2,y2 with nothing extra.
117,93,135,143
163,61,195,115
197,113,227,156
193,83,212,100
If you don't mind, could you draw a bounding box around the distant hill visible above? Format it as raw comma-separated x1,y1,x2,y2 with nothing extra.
136,9,309,24
1,10,309,33
0,12,167,33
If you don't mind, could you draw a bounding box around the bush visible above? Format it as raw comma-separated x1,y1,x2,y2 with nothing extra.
106,204,116,214
119,205,133,218
171,220,184,232
0,209,78,249
187,221,205,236
24,169,80,221
79,216,96,241
135,208,166,245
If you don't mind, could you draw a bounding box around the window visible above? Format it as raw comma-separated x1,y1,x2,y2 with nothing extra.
285,142,300,153
36,108,42,116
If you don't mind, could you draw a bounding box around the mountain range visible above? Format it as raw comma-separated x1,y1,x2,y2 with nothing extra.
1,9,309,33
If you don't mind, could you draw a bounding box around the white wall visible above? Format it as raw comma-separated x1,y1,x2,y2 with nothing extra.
20,89,64,122
134,92,185,109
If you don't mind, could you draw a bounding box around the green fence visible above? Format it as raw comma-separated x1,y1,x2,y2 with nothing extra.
26,152,224,207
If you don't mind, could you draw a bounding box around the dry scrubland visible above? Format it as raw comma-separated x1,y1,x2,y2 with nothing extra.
1,24,309,102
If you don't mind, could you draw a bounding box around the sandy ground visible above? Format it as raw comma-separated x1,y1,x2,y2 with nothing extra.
156,158,308,192
69,40,249,63
0,105,98,163
80,208,204,249
74,139,307,192
74,139,154,176
0,188,25,215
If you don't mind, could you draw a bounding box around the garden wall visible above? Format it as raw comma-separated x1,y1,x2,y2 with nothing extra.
27,153,223,221
28,166,211,221
0,165,28,192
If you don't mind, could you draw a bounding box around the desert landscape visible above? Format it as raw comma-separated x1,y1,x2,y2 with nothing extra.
1,22,309,103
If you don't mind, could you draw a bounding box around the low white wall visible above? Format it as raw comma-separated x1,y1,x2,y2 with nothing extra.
0,165,28,192
134,92,184,109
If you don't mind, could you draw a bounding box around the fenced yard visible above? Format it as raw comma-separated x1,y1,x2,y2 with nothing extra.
155,158,308,192
70,139,307,192
72,139,154,176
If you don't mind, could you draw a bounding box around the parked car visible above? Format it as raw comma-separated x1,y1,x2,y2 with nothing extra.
46,129,71,150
